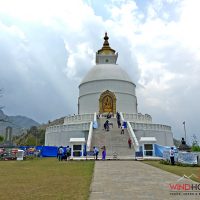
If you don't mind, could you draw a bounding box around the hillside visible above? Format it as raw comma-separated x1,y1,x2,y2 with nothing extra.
39,117,64,130
13,117,65,146
0,110,40,136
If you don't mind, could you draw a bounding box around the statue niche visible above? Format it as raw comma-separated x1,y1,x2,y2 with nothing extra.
99,90,116,114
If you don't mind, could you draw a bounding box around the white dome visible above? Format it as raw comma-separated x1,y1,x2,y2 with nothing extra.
80,64,133,85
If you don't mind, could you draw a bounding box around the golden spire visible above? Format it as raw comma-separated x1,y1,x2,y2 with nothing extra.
103,32,109,47
97,32,115,55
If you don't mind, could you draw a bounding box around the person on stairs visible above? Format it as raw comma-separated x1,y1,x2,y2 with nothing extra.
121,125,124,134
128,138,132,149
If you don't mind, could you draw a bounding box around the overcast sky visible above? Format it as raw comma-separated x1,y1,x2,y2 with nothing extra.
0,0,200,143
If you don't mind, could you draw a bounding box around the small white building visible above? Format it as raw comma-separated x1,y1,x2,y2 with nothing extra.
70,138,86,158
140,137,157,157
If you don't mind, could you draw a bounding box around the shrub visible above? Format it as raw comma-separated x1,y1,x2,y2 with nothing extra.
176,162,199,167
24,155,37,160
191,145,200,152
160,159,170,165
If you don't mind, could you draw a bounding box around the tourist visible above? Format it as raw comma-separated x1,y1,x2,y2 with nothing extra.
128,138,132,148
57,146,64,161
104,120,109,131
66,146,71,161
169,147,175,165
62,152,67,161
102,146,106,160
121,125,124,134
107,112,111,119
181,137,186,145
116,111,120,120
117,119,121,128
93,146,99,160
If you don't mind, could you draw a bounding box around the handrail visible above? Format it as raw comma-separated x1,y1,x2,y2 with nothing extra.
120,112,125,122
93,112,97,122
64,113,94,124
127,121,139,151
87,121,93,151
122,113,152,123
129,122,171,131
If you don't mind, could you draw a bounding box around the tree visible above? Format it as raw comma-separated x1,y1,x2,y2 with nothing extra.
13,126,45,146
191,134,200,152
0,135,4,143
0,88,7,122
191,134,199,146
0,88,3,110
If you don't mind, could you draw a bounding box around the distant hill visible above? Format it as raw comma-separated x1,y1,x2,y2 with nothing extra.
13,117,65,146
0,110,40,136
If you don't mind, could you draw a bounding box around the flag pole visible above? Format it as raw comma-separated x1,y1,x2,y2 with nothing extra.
183,121,186,143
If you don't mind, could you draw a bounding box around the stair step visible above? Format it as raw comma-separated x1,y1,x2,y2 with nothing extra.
91,118,135,157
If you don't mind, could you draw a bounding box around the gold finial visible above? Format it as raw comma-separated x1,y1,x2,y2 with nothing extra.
103,32,109,46
98,32,115,55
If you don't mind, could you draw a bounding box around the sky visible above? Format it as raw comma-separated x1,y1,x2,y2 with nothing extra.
0,0,200,143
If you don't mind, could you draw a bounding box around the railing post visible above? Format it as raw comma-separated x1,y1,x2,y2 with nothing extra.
87,121,93,151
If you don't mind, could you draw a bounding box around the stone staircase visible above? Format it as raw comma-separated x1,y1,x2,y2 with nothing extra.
91,117,135,159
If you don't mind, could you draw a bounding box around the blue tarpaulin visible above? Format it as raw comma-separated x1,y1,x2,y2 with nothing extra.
122,121,127,128
41,146,58,157
93,121,98,129
154,144,176,157
19,146,68,157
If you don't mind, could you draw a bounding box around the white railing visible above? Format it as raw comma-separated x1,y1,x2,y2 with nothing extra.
123,113,152,123
127,121,139,151
64,113,94,124
93,112,97,122
129,122,171,131
87,121,93,151
120,112,125,122
46,122,91,133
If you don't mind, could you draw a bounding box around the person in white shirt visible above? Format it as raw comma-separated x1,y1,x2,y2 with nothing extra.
170,147,175,165
93,146,99,160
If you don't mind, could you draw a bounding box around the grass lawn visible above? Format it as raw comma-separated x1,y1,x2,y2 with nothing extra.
143,160,200,183
0,158,94,200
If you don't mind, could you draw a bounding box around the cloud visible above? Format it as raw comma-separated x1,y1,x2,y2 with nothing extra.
0,0,200,143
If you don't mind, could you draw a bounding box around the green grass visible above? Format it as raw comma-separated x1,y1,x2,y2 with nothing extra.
142,160,200,182
0,158,94,200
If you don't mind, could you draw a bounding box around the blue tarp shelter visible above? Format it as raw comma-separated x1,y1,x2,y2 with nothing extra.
154,144,177,157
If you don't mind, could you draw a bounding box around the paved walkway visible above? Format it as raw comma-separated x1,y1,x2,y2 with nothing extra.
89,161,199,200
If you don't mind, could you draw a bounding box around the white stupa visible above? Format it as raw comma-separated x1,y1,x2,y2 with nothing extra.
45,33,174,158
79,32,137,114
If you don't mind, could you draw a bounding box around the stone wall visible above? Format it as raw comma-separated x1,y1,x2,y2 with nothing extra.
45,130,88,146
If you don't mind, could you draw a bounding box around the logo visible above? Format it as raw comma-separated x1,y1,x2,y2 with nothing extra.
169,174,200,197
177,174,198,182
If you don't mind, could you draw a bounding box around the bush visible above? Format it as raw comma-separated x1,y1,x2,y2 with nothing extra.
160,159,170,165
24,155,37,160
176,162,199,167
159,159,199,167
191,145,200,152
